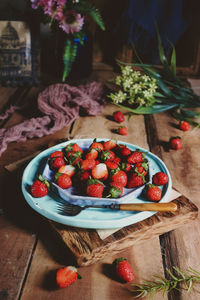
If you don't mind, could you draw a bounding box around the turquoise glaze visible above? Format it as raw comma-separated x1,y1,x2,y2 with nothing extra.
21,138,172,229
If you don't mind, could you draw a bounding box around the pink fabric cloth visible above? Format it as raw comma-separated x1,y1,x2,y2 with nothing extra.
0,82,105,157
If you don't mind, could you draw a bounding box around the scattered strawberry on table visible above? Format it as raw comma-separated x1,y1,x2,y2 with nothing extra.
170,136,182,150
118,126,128,136
30,175,49,198
56,266,81,288
113,111,125,123
179,121,190,131
113,257,135,282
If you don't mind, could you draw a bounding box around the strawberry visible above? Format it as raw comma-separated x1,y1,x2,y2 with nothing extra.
118,126,128,136
86,179,104,198
56,266,80,288
49,157,65,169
105,161,119,170
110,170,127,187
64,143,83,154
81,159,96,171
180,121,190,131
113,111,125,123
66,151,82,165
170,136,182,150
103,139,117,150
101,150,115,162
120,162,131,172
120,147,131,157
50,150,64,158
113,157,121,165
127,150,144,164
90,141,104,152
31,175,49,198
133,162,148,176
108,182,123,198
80,171,90,182
85,149,98,160
54,173,72,189
127,172,145,188
145,184,162,201
58,165,75,177
152,172,168,186
113,257,135,282
92,163,108,179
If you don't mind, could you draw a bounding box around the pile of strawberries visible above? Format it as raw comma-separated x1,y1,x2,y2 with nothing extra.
46,139,149,199
31,139,169,201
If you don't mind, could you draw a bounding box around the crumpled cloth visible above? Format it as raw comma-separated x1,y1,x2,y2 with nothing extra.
0,81,105,157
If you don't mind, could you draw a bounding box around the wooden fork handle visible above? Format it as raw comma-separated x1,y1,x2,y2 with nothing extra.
119,202,177,212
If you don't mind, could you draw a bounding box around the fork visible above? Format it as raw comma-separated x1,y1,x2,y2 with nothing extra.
56,201,177,216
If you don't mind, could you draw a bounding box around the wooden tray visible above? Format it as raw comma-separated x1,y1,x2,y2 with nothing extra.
49,194,198,266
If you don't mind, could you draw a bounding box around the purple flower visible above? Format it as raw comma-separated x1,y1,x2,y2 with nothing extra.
30,0,41,9
59,10,84,34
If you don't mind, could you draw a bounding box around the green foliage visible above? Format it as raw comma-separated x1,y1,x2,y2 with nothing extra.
132,266,200,299
109,29,200,126
73,0,105,31
62,39,78,82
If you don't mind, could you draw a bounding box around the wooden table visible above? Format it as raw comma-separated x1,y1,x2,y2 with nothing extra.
0,67,200,300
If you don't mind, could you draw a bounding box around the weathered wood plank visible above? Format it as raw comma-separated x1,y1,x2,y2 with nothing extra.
146,107,200,299
0,216,36,300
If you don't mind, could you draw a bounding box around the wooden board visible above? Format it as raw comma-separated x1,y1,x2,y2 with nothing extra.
49,195,198,267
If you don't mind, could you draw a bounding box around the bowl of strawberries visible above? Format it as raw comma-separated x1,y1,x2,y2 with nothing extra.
40,138,170,205
22,138,172,228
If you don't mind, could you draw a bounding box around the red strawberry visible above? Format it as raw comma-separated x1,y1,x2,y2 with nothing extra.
90,141,104,152
120,162,131,172
56,266,80,288
101,150,115,162
118,126,128,136
133,162,148,176
108,182,123,198
66,151,82,165
152,172,168,186
113,258,135,282
50,151,64,158
110,170,127,187
85,149,98,160
81,159,96,171
64,143,83,153
105,161,119,170
80,171,90,182
127,172,145,188
127,151,144,164
146,184,162,201
180,121,190,131
170,137,182,150
92,163,108,180
120,147,131,157
113,157,121,165
113,111,125,123
50,157,65,169
103,139,117,150
58,165,75,177
31,176,49,198
86,179,104,198
54,173,72,189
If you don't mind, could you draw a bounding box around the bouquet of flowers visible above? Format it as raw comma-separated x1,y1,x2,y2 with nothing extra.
30,0,105,81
